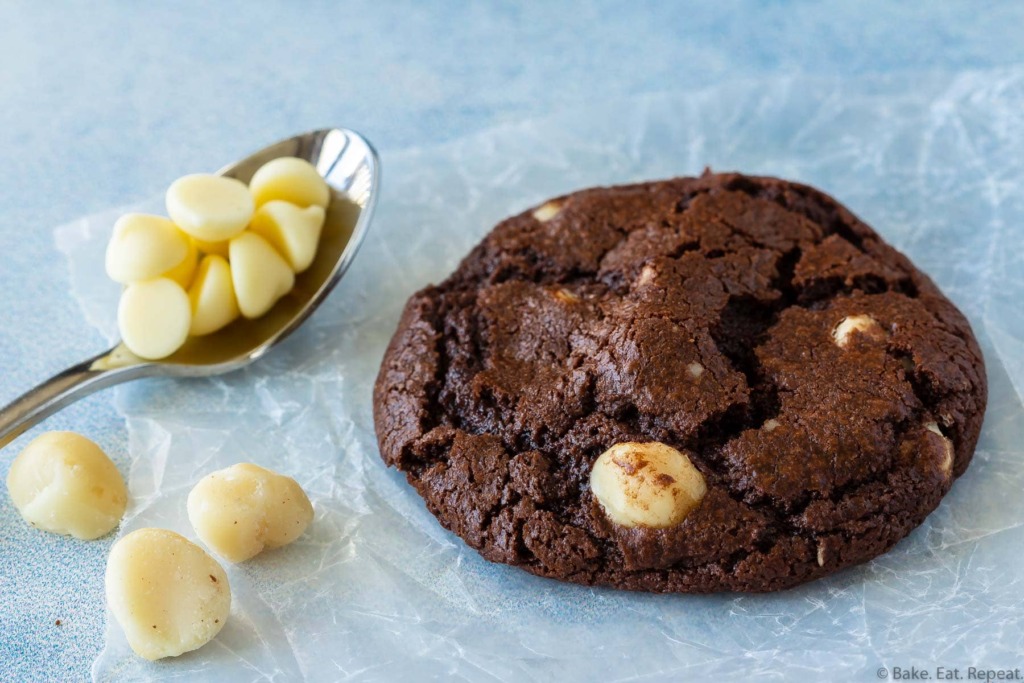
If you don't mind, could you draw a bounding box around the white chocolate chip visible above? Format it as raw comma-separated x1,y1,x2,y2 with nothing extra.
636,264,657,287
248,200,326,273
187,463,314,563
6,432,127,540
763,418,781,432
816,544,826,567
832,314,886,348
106,528,230,661
532,201,562,222
166,174,254,242
552,288,580,304
590,442,707,529
687,362,704,379
188,255,240,336
105,214,190,284
249,157,330,209
925,421,954,477
229,232,295,319
117,278,192,360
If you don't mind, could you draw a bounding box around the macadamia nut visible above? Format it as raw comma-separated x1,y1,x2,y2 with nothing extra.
106,528,230,661
248,157,330,209
590,442,707,528
187,463,314,563
6,432,127,540
166,174,254,242
832,314,886,348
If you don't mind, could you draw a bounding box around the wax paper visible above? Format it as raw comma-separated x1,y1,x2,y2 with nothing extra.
57,71,1024,681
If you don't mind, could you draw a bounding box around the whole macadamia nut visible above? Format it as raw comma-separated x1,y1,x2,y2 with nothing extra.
6,431,127,540
187,463,313,563
106,528,231,661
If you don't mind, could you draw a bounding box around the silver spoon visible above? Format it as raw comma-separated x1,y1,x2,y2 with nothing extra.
0,128,380,448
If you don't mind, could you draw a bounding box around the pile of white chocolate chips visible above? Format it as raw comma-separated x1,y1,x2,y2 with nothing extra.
106,157,330,359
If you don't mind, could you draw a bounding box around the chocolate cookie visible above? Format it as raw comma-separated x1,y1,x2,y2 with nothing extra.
373,172,987,593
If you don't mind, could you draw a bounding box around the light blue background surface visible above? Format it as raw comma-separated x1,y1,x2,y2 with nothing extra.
1,2,1023,681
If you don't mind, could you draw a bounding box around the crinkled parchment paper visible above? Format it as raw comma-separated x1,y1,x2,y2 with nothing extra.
58,71,1024,681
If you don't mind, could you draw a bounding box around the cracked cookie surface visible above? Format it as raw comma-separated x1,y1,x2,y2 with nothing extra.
373,172,987,593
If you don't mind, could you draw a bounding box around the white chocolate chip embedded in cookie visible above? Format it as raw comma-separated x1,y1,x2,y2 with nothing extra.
532,201,562,222
590,442,707,529
106,528,230,661
635,264,657,287
552,288,580,304
832,314,886,348
6,432,127,540
925,422,955,478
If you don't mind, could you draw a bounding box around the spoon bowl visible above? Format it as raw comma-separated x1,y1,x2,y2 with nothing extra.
0,128,379,446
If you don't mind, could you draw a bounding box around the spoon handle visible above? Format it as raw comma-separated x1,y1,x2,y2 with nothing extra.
0,349,151,449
